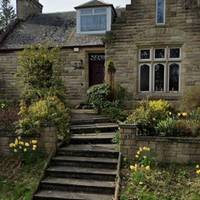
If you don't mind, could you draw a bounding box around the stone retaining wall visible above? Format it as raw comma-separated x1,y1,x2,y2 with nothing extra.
120,124,200,164
0,126,57,156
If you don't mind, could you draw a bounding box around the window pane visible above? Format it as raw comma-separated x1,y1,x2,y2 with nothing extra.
154,64,165,91
94,8,107,14
81,15,107,31
140,50,151,60
156,0,165,24
140,64,150,91
170,48,180,59
80,9,92,15
155,48,165,59
169,63,179,91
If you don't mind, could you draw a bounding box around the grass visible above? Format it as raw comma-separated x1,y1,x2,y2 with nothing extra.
0,156,47,200
120,161,200,200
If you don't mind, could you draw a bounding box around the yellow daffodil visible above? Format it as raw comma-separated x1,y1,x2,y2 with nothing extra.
196,165,199,169
143,156,147,159
31,140,38,144
182,112,188,117
178,113,181,117
18,136,21,140
15,139,18,145
130,165,135,170
24,148,27,152
14,149,17,153
9,143,15,148
139,182,143,185
135,155,139,158
196,169,200,175
139,147,143,151
25,142,30,147
19,141,24,146
145,166,150,171
33,145,37,149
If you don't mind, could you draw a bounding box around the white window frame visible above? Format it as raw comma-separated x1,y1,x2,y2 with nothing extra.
153,63,167,92
156,0,166,25
139,49,152,62
139,63,152,92
168,47,182,61
168,63,181,92
76,7,112,34
154,48,167,61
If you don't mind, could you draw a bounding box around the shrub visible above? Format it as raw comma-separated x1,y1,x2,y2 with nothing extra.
16,45,70,139
181,86,200,111
87,83,111,110
156,118,177,136
127,100,171,135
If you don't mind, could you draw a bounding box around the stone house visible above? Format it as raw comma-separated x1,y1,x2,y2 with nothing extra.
0,0,199,107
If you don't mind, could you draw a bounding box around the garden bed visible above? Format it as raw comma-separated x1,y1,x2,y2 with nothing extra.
0,156,47,200
120,162,200,200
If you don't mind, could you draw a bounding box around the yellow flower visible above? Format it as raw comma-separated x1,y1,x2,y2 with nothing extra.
19,146,22,149
178,113,181,117
196,165,199,169
135,155,139,158
137,151,140,155
139,182,143,185
25,142,30,147
32,147,36,151
9,143,15,148
145,166,150,171
15,139,18,145
139,147,143,151
182,112,188,117
14,149,17,153
18,136,21,140
169,112,172,115
24,148,27,152
33,145,37,149
130,165,135,170
19,141,24,146
143,156,147,159
31,140,38,145
196,169,200,175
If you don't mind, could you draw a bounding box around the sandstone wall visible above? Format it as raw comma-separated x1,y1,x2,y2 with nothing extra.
0,46,104,106
106,0,200,107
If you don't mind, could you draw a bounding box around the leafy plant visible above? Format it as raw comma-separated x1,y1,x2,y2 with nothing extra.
16,45,70,140
127,100,171,135
87,83,111,111
156,117,177,136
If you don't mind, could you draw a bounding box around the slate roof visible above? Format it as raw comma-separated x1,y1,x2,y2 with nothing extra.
0,11,105,50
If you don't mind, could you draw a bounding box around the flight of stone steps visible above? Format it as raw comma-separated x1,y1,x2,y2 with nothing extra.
33,110,120,200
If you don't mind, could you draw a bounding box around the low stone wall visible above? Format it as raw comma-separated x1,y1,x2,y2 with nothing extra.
0,126,57,156
120,124,200,164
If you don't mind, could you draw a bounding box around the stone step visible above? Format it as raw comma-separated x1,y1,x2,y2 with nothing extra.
45,166,117,181
70,123,118,134
70,132,115,144
40,177,115,194
33,190,113,200
51,156,118,169
58,144,118,158
71,116,111,125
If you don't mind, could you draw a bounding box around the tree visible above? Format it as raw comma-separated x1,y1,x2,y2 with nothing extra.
0,0,15,31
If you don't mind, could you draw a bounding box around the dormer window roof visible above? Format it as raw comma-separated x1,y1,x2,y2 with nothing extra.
75,0,116,34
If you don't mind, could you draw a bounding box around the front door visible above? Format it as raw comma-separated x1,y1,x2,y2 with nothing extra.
89,54,105,87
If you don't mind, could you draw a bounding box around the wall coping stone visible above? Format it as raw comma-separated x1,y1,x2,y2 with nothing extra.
119,123,137,129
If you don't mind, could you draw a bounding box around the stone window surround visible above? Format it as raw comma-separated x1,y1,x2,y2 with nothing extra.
76,7,112,34
138,47,182,93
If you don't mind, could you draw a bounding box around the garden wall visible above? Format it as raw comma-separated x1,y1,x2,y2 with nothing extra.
0,126,57,156
120,124,200,164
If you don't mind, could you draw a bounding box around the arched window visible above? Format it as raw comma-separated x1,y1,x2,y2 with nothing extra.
154,64,165,91
169,63,180,91
140,64,150,92
156,0,166,25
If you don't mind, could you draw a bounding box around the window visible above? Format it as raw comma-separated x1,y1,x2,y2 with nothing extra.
139,47,181,93
156,0,166,25
77,7,111,34
140,64,151,92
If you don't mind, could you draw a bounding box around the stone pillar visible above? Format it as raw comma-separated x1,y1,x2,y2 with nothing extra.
40,126,57,155
119,124,138,159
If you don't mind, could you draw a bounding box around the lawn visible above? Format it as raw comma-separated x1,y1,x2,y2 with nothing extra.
0,156,47,200
120,162,200,200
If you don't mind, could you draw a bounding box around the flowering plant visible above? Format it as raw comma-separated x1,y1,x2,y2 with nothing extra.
9,137,39,164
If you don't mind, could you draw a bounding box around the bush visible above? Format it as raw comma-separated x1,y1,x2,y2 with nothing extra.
156,118,177,136
87,83,111,110
16,45,70,139
127,100,171,135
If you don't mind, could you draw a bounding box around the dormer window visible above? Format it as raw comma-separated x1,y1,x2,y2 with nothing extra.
80,8,107,32
156,0,166,25
75,0,116,34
